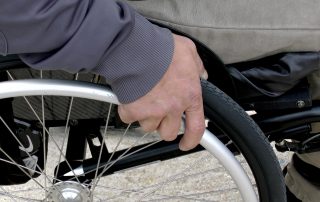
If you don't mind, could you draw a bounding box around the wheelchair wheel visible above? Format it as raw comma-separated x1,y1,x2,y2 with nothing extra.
0,69,285,201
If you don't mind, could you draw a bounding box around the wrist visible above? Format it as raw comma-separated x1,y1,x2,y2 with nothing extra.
93,12,174,104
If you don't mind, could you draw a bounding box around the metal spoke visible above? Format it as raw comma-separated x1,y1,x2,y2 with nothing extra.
0,70,253,201
141,196,213,202
6,71,82,184
91,132,158,192
96,183,211,202
0,192,41,202
40,70,48,193
138,166,224,192
0,157,63,184
104,138,161,175
0,147,45,190
0,186,18,202
8,187,49,193
107,123,132,163
90,123,131,190
93,104,112,184
106,154,217,201
141,187,247,202
0,116,53,186
183,187,246,198
54,73,78,181
65,136,160,185
138,154,211,200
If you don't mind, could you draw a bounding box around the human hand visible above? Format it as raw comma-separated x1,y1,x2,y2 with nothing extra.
118,34,207,151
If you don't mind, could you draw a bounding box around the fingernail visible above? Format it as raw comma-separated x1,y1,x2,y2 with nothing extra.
200,70,208,80
179,143,191,151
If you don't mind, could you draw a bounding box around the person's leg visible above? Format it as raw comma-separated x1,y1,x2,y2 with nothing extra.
286,151,320,202
284,122,320,202
128,1,320,200
127,0,320,64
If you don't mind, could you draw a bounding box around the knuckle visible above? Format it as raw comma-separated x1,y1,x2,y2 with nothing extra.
193,122,205,134
178,35,196,51
185,112,205,136
158,126,176,142
117,106,125,119
153,107,165,119
117,106,132,123
198,60,205,71
140,121,157,133
184,37,196,50
189,90,202,105
141,125,154,133
161,133,177,141
170,101,182,113
159,123,181,142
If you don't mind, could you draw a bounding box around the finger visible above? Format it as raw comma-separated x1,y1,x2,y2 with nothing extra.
139,118,161,133
179,96,205,151
157,114,182,142
196,55,204,72
118,104,155,124
118,105,135,123
201,69,208,80
194,52,207,79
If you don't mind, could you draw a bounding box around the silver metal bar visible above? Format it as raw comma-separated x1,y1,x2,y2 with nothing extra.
200,130,258,202
0,79,119,104
0,79,257,201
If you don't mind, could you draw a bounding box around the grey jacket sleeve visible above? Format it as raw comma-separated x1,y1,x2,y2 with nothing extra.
0,0,174,103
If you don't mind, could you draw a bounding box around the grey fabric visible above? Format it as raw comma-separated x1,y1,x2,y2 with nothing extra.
286,151,320,202
285,123,320,202
228,52,320,97
308,71,320,100
286,160,320,202
127,0,320,64
0,0,174,103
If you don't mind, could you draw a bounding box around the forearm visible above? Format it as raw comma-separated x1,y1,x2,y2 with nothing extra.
0,0,173,103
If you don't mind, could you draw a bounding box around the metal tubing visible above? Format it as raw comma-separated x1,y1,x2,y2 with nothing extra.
0,79,257,201
201,130,257,202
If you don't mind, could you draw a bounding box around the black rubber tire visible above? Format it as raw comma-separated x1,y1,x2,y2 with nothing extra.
201,79,286,202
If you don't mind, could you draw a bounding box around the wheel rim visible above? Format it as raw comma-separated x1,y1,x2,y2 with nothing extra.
0,70,258,201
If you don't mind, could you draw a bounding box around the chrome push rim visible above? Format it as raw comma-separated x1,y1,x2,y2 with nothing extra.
0,77,257,201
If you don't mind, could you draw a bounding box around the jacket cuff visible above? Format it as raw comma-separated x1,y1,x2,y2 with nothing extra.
93,12,174,104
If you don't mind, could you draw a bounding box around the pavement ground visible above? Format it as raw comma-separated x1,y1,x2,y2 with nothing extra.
1,127,292,201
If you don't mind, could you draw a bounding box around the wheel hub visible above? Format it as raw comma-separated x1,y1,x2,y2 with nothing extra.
46,181,92,202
